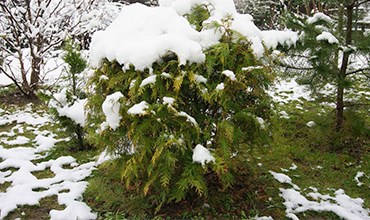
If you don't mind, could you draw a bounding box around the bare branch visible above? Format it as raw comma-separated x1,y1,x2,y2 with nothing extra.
0,66,28,96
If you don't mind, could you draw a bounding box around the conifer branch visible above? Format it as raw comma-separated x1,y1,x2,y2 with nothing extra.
345,68,370,76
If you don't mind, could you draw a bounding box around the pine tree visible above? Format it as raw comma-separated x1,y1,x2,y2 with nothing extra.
282,0,370,132
49,39,88,151
235,0,282,29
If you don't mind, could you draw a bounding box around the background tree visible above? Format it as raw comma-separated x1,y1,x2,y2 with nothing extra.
282,0,370,132
48,39,88,151
0,0,122,98
234,0,283,29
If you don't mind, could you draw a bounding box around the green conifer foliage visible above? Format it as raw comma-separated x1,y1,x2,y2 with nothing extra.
49,39,88,150
86,6,274,210
282,1,370,133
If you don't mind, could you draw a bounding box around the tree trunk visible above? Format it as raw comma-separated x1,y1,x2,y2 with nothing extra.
311,0,317,13
336,4,354,132
30,56,41,93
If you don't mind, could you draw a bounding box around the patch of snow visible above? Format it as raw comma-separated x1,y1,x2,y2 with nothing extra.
269,79,313,103
1,136,30,146
261,30,298,49
161,72,171,78
307,12,333,24
222,70,236,81
306,121,316,128
215,83,224,91
140,75,157,87
56,99,87,127
270,171,300,190
195,74,208,83
50,201,96,220
0,108,99,219
90,0,298,71
178,111,198,126
163,97,175,106
53,88,68,106
289,163,297,170
256,117,266,129
0,110,50,127
95,149,120,166
279,111,290,119
102,92,123,130
34,133,65,153
99,75,109,81
242,66,263,71
271,171,370,220
129,79,137,89
354,172,366,187
192,144,215,166
281,188,370,220
254,216,274,220
317,31,339,44
127,101,149,115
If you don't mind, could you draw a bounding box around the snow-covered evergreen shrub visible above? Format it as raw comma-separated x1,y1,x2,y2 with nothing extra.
86,0,277,210
49,40,88,150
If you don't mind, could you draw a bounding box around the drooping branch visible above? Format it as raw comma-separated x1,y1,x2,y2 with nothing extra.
0,66,28,96
345,68,370,76
354,0,370,7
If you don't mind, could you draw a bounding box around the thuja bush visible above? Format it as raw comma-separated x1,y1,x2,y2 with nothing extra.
86,8,275,211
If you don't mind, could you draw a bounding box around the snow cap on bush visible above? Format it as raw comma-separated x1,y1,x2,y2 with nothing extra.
90,3,205,70
90,0,298,70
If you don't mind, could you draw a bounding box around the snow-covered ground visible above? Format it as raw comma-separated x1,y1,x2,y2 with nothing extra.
270,166,370,220
0,104,106,220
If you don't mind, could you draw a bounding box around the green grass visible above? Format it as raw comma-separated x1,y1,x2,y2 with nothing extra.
0,182,11,193
31,168,55,179
4,196,65,220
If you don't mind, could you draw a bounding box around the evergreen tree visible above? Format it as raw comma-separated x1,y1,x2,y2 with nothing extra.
282,0,370,132
235,0,283,29
86,4,275,211
49,39,88,151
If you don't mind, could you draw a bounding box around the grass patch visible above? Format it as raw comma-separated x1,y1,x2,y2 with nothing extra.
32,168,55,179
4,195,65,220
0,182,11,193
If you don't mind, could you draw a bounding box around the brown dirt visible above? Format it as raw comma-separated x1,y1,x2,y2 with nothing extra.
0,89,40,106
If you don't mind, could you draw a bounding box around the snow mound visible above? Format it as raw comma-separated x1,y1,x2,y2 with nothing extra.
56,99,87,127
192,144,215,166
127,101,149,115
308,12,333,24
90,1,298,70
140,75,157,87
102,92,123,130
222,70,236,81
90,3,205,70
317,31,339,44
